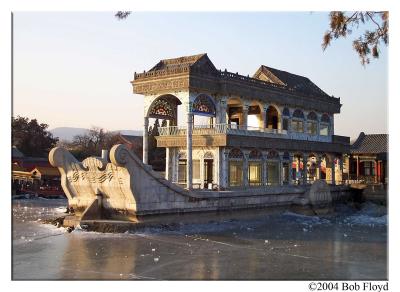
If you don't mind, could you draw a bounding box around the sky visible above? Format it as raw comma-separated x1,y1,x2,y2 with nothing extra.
13,12,388,140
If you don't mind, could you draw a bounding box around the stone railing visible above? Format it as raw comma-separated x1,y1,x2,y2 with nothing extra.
158,124,288,138
157,124,345,143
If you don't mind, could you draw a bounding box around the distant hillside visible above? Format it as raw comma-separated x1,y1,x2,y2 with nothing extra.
50,127,142,142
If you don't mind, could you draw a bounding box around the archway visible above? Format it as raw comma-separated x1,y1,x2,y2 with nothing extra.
192,94,216,128
227,98,243,128
266,150,280,185
266,105,280,130
292,109,305,133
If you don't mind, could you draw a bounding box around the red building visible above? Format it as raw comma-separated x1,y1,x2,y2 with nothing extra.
349,132,388,184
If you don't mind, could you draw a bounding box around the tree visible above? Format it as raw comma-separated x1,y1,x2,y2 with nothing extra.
115,11,131,20
12,116,59,157
67,126,121,160
322,11,389,65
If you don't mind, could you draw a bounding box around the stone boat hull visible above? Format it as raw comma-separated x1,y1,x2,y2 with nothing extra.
49,144,351,224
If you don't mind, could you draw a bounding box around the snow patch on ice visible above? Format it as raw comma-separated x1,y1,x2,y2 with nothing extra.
344,214,387,226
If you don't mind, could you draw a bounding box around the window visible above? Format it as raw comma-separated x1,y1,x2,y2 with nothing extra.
320,123,329,136
291,120,304,133
363,161,375,176
267,161,279,185
193,160,200,180
178,159,187,183
229,161,243,187
307,121,317,135
248,162,262,186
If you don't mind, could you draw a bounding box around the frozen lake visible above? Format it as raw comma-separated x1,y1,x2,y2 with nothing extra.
12,196,387,280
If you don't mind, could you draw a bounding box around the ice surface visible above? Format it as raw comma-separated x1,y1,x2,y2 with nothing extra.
12,197,387,280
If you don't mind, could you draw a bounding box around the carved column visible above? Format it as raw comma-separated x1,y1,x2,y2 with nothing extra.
288,153,294,185
356,156,359,181
260,110,266,129
317,115,321,139
220,148,230,189
143,116,149,164
339,156,344,185
316,155,321,180
243,150,250,187
302,154,308,185
218,97,227,125
278,152,284,186
186,102,193,190
242,103,249,130
165,120,171,180
331,157,336,185
262,152,267,186
262,105,268,130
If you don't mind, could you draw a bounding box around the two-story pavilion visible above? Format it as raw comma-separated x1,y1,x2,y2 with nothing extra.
132,53,350,190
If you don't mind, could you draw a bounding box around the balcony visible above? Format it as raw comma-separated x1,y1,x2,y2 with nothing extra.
158,124,287,138
158,123,333,142
156,124,348,152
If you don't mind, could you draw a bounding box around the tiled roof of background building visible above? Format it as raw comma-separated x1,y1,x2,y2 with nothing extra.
351,132,388,154
253,65,330,97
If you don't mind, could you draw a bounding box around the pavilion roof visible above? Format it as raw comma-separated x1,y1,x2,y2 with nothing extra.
148,53,215,71
253,65,329,97
351,132,388,154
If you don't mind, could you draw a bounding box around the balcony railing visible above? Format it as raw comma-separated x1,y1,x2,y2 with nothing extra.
158,124,287,137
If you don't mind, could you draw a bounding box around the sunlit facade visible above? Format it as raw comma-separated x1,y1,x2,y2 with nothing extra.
132,54,350,190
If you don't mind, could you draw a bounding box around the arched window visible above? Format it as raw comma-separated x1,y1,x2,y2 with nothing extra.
291,109,304,133
320,114,330,136
292,109,304,119
229,149,243,187
307,112,318,135
282,107,290,117
249,149,262,160
148,95,180,120
228,148,244,159
266,150,280,186
282,107,290,131
192,94,216,117
248,149,262,186
321,113,330,123
266,105,280,130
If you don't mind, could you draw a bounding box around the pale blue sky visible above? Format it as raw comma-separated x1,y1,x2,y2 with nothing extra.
13,12,388,140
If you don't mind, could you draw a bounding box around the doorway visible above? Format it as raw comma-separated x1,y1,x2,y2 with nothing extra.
203,159,213,188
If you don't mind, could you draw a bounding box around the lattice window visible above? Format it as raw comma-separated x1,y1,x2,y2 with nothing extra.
307,111,317,120
228,148,244,159
267,150,279,160
249,149,262,160
292,109,304,119
321,113,330,123
192,94,216,116
149,97,176,120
